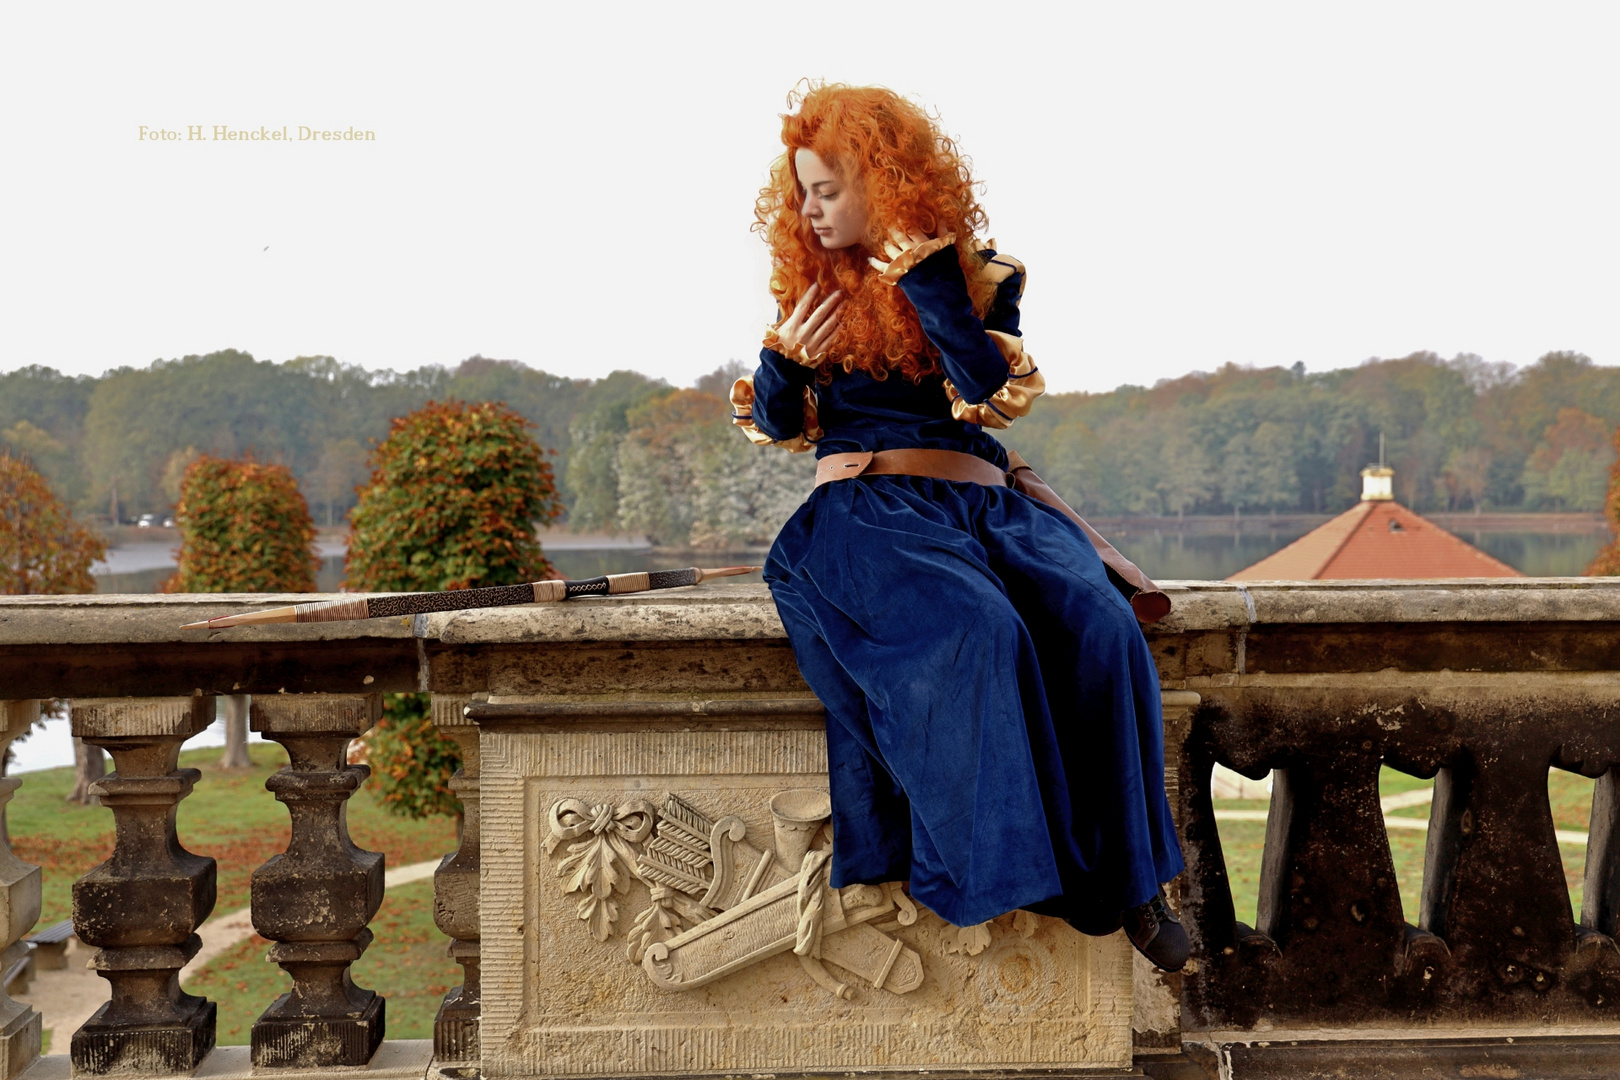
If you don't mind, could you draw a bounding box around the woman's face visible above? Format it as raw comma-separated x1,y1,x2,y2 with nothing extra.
795,148,868,251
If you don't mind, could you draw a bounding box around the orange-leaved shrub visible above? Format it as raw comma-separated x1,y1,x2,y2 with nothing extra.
167,456,319,592
346,400,562,820
0,449,106,594
366,694,464,820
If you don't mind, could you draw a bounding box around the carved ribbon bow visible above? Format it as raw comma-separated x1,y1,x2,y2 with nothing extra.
545,798,656,941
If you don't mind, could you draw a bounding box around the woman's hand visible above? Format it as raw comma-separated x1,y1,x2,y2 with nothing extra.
869,228,956,284
867,228,933,275
770,283,844,366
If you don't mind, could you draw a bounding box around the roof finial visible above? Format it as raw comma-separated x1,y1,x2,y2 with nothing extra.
1360,431,1394,501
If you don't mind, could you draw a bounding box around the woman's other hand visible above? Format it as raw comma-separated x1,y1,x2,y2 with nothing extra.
770,282,844,366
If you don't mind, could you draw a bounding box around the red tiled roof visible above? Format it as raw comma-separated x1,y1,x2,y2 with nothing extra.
1229,500,1523,581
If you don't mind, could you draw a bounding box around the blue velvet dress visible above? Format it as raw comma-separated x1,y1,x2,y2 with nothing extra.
748,246,1183,931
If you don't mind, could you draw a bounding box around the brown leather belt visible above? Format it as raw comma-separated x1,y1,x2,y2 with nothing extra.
810,447,1172,625
813,449,1009,489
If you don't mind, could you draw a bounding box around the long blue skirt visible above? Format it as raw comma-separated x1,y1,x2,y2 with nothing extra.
764,474,1184,929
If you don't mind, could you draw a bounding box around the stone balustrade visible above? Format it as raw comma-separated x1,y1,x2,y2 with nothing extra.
1,580,1619,1079
0,702,42,1079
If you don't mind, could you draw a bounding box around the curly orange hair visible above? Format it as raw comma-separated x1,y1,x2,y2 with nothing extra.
754,83,996,384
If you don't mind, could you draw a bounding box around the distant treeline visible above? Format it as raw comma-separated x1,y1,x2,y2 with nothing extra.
1,349,1615,547
991,351,1618,519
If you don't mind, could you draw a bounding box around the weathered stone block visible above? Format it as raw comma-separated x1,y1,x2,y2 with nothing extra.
70,697,213,740
251,993,383,1069
0,1002,40,1080
476,703,1135,1079
251,844,383,944
71,873,215,948
71,996,215,1076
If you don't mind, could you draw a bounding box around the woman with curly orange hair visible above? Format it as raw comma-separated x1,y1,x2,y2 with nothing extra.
732,83,1187,970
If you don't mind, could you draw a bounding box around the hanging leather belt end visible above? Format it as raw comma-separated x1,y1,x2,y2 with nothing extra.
814,452,875,487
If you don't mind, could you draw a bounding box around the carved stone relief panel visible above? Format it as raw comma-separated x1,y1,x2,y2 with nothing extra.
479,725,1133,1079
544,788,924,1000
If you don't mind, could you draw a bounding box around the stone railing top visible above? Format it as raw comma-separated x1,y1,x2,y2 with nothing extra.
0,593,416,645
417,584,787,643
423,577,1620,640
1155,576,1620,631
6,578,1620,648
423,578,1620,640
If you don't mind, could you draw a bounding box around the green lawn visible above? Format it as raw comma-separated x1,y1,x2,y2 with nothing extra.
7,741,461,1044
9,742,457,927
183,881,460,1044
1217,765,1597,929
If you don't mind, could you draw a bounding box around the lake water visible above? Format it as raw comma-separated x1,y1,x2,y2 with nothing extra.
94,522,1610,594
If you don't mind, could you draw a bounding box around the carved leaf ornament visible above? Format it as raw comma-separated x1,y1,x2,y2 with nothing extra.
543,799,655,941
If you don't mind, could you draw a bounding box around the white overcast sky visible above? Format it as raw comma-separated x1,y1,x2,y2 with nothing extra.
1,3,1615,395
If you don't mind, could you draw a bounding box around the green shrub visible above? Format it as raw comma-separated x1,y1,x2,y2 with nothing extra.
345,399,562,592
166,456,319,593
347,400,562,821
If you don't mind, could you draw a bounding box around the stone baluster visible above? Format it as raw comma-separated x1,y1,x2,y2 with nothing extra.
429,695,480,1062
70,696,216,1076
249,694,385,1068
0,702,43,1079
1585,767,1620,938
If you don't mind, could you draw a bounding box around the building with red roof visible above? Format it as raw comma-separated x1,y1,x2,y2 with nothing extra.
1229,465,1523,581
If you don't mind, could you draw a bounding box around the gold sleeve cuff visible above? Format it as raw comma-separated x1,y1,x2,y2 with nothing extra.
943,331,1044,430
761,328,823,368
730,376,822,453
878,232,957,285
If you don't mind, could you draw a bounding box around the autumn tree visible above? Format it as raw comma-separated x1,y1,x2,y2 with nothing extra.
689,410,816,549
2,450,108,800
346,399,563,820
1520,408,1613,512
169,455,320,767
168,456,320,593
564,374,672,534
168,455,320,768
616,389,812,546
308,437,369,526
0,366,94,507
1584,425,1620,576
1,449,106,594
1025,417,1099,513
1443,446,1494,514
